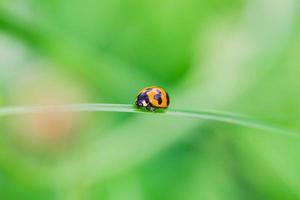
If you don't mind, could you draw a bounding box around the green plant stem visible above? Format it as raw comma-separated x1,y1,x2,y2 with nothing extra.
0,103,298,138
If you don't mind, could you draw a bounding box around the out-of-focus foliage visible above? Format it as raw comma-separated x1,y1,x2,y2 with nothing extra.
0,0,300,199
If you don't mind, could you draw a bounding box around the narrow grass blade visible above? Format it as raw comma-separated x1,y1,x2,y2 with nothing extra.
0,103,298,138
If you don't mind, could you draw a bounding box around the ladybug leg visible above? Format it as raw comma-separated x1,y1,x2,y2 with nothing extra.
146,104,156,112
150,107,156,112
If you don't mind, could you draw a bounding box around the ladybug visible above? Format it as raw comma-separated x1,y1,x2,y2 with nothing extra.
135,86,170,111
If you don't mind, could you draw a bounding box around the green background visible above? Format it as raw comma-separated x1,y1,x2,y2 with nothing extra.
0,0,300,199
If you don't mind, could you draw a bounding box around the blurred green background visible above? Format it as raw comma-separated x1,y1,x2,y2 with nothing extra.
0,0,300,199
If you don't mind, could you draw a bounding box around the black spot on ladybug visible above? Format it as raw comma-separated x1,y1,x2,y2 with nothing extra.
139,92,148,99
154,93,162,105
145,88,153,92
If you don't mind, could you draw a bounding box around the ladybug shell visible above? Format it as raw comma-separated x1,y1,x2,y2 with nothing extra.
136,86,170,109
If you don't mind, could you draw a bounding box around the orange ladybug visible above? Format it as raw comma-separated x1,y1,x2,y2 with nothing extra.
135,86,170,111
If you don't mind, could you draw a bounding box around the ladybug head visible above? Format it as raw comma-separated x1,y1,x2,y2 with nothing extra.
136,93,149,107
